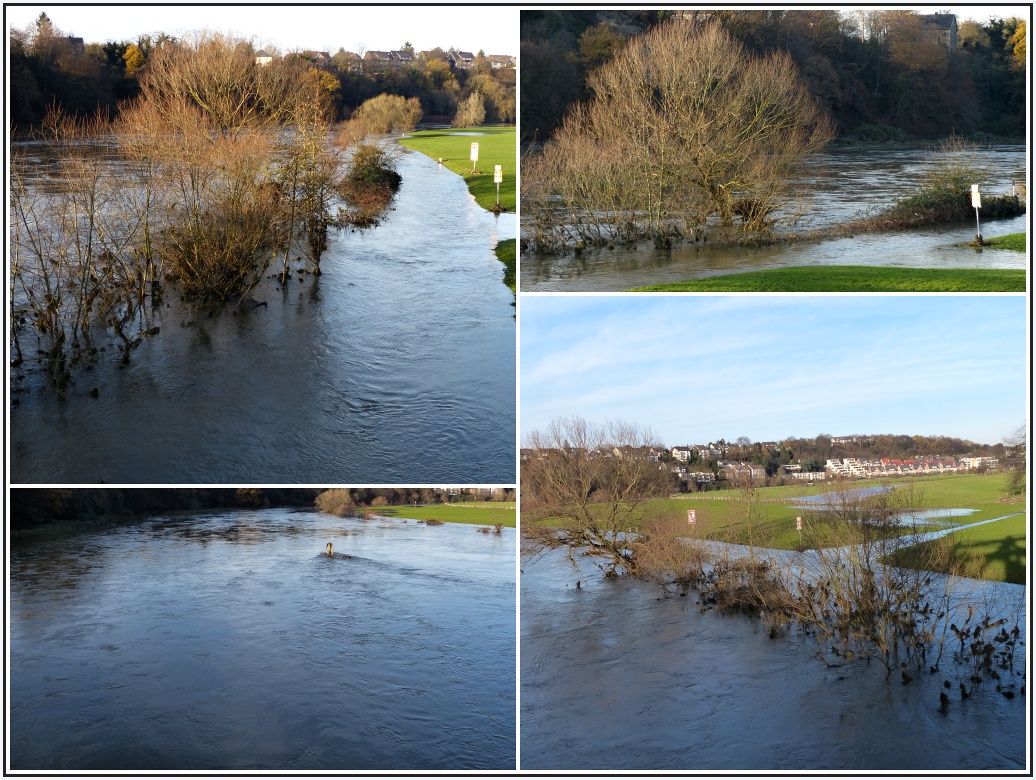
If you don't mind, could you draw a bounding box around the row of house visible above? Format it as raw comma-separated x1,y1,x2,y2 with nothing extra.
255,48,514,72
825,456,996,478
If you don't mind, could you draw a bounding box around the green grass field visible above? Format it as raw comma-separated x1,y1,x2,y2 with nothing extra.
398,126,516,212
526,473,1025,578
889,512,1026,584
376,502,516,527
983,231,1026,252
495,238,516,294
630,266,1026,292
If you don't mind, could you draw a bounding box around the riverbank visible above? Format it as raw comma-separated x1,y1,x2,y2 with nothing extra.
375,503,517,527
981,231,1026,251
631,266,1026,292
9,488,322,537
495,239,516,294
399,126,516,212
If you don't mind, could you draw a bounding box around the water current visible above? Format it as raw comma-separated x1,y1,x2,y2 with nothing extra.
9,508,517,770
10,144,516,483
520,546,1026,771
521,144,1026,291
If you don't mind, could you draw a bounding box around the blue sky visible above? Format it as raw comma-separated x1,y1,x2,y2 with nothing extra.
5,5,518,56
520,295,1029,447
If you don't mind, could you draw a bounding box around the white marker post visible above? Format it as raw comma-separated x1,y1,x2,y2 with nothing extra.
470,142,479,174
687,509,696,526
796,516,802,547
494,164,503,207
971,184,982,244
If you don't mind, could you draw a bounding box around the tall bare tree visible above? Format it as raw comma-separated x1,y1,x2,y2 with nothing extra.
521,417,671,576
523,19,833,251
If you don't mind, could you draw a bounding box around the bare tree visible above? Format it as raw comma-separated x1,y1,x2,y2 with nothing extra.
522,19,833,251
521,417,671,576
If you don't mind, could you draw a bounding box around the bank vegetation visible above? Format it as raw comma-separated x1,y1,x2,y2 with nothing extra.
10,32,406,394
522,417,1025,701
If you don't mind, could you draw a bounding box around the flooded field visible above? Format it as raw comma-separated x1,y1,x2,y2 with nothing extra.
10,145,516,483
9,508,516,770
521,144,1026,291
520,547,1026,771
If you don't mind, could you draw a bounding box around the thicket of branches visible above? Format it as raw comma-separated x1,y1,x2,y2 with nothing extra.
522,20,833,252
10,32,403,392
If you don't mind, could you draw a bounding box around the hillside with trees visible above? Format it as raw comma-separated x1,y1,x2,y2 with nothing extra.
8,13,515,130
521,9,1026,145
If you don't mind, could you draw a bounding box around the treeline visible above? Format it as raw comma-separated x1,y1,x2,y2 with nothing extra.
521,9,1026,144
9,12,515,130
9,488,324,532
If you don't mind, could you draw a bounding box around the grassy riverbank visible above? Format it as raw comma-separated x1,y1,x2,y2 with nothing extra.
399,126,516,212
495,239,516,294
631,266,1026,292
982,232,1026,252
376,503,517,527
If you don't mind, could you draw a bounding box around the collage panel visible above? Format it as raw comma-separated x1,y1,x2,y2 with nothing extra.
6,4,519,775
8,487,517,770
517,6,1029,774
9,5,518,485
519,8,1026,293
518,294,1028,771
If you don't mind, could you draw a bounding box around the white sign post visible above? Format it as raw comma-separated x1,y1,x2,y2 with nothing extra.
796,516,802,547
687,509,696,526
971,184,982,244
470,142,479,173
494,164,502,206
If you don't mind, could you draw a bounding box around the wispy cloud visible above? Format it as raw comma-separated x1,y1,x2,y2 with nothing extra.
521,295,1027,445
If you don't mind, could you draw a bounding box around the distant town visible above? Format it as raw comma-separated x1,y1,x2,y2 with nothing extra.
521,432,1018,492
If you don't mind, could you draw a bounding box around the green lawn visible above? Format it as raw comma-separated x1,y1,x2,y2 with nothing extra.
398,126,516,212
527,473,1025,567
630,266,1026,292
889,513,1026,584
376,502,516,527
495,238,516,294
983,231,1026,252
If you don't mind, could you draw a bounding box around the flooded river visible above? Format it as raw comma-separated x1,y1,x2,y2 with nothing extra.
520,547,1026,771
10,145,516,483
9,509,516,770
521,144,1026,291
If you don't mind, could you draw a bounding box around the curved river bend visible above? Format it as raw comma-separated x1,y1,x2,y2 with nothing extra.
9,509,517,770
521,548,1025,771
11,145,516,483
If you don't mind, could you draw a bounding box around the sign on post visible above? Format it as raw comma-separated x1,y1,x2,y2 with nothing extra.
971,184,982,242
796,516,802,531
687,509,696,525
494,164,502,206
470,142,479,163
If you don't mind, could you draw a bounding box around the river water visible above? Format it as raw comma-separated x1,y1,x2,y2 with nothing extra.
10,145,516,483
9,508,517,770
520,547,1026,771
521,144,1026,291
